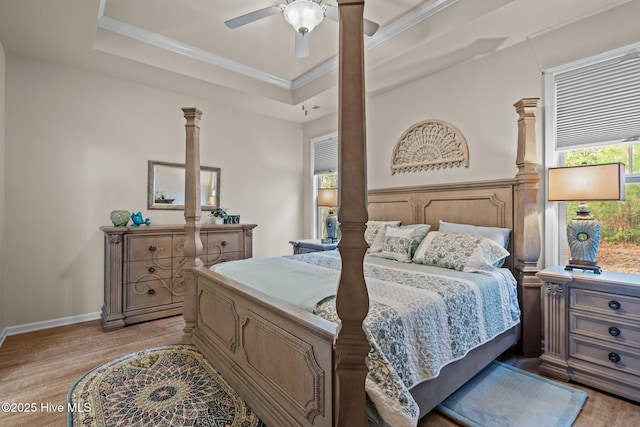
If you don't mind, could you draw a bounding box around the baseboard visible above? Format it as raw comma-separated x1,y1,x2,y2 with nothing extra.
0,312,102,347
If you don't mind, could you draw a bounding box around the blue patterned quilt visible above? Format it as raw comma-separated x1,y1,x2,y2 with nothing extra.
212,251,520,427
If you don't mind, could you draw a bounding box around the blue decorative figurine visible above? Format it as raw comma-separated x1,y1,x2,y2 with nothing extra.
131,211,151,227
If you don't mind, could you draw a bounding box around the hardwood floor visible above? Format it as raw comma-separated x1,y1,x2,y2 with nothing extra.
0,316,638,426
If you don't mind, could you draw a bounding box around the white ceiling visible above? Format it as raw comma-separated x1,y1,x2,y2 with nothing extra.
0,0,631,122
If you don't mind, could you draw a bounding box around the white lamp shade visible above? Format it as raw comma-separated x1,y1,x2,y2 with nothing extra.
548,162,625,202
284,0,324,33
317,188,338,207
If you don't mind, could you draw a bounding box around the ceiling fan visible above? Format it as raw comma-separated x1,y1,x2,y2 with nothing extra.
225,0,379,58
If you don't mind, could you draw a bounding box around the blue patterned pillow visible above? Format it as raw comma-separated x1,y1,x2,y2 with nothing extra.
373,226,416,262
365,220,401,252
413,231,509,272
438,221,511,267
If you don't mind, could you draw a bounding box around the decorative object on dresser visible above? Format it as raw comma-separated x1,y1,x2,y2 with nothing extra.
547,162,625,274
109,210,131,227
289,239,338,254
209,207,228,224
101,223,256,330
130,211,151,226
390,119,469,174
317,187,338,243
538,266,640,403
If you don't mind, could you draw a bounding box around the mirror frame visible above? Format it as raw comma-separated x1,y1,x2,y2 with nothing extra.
148,160,221,211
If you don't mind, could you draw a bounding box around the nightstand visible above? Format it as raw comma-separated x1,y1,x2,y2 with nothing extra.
289,239,338,254
537,266,640,403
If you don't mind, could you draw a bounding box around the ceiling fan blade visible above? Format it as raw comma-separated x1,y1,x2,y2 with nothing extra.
295,31,310,58
363,18,379,37
323,5,379,36
225,5,283,29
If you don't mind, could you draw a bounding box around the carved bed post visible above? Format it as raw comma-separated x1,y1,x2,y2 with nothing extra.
182,107,204,342
513,98,542,357
334,1,370,426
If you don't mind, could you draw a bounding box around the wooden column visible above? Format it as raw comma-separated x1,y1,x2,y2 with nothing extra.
181,107,204,342
513,98,542,356
334,1,370,426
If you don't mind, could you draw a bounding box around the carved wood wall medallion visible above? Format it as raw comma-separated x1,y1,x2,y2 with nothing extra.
391,119,469,174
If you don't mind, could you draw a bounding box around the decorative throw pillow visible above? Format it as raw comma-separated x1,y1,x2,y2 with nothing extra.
413,231,510,272
365,220,401,252
373,226,416,262
438,220,511,267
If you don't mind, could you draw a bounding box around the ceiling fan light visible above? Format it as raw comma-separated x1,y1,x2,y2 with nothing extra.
284,0,324,34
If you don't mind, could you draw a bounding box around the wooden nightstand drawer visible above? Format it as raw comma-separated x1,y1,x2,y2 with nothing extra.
126,235,173,261
571,288,640,321
570,312,640,349
126,280,172,309
570,335,640,377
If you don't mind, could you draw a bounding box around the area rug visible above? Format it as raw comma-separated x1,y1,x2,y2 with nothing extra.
436,360,588,427
67,344,264,427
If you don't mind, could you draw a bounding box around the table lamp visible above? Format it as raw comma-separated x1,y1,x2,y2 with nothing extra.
548,162,625,274
317,188,338,243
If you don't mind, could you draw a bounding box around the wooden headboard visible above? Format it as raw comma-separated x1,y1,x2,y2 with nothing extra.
368,178,518,271
366,98,543,357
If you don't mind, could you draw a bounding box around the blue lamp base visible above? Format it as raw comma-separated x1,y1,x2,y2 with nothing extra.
566,214,601,274
325,211,338,243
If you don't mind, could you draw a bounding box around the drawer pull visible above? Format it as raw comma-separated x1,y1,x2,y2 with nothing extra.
148,245,157,252
221,241,227,247
148,288,155,295
608,326,621,337
148,267,155,273
608,300,621,310
608,352,620,363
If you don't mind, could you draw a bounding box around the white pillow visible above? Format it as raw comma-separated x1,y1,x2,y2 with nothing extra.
413,231,510,272
365,220,401,252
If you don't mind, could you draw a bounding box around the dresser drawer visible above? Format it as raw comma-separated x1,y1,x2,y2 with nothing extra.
125,280,172,309
125,235,173,261
207,232,243,253
570,335,640,377
571,288,640,322
127,259,173,283
570,312,640,349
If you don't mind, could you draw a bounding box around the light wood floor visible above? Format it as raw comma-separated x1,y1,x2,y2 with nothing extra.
0,316,638,427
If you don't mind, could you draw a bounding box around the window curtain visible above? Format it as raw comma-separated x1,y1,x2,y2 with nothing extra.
312,134,338,175
555,51,640,151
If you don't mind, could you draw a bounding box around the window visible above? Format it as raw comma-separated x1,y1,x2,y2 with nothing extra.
564,145,640,273
545,42,640,273
311,133,338,239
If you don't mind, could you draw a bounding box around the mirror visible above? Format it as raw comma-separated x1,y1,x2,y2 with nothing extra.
148,160,221,211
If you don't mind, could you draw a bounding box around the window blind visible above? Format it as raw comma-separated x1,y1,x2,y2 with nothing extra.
555,52,640,151
312,135,338,175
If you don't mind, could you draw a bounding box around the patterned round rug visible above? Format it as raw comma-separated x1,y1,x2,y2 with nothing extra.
68,344,265,427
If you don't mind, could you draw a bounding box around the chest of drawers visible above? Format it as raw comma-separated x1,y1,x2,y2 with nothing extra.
101,224,256,330
538,266,640,402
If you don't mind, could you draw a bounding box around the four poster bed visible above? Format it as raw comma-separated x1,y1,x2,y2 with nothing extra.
179,2,542,426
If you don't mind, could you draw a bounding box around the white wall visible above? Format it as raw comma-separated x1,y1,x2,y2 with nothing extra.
0,39,6,341
3,55,303,327
303,1,640,227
